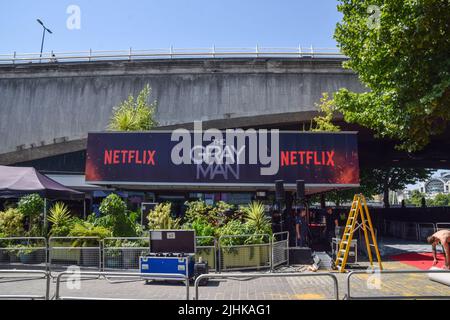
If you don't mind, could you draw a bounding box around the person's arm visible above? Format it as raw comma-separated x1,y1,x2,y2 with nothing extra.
443,241,450,269
296,223,300,239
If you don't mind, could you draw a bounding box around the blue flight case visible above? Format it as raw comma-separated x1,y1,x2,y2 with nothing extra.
139,255,195,278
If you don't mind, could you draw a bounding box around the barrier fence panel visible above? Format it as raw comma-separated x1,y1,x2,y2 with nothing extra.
49,237,101,273
436,223,450,231
346,270,450,300
402,222,419,240
55,271,189,300
103,237,149,271
271,232,289,269
219,234,271,272
194,273,339,300
392,221,404,238
417,223,436,241
0,270,50,300
0,237,47,271
195,236,217,272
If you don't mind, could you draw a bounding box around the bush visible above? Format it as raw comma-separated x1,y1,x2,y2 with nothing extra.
18,194,44,218
148,203,180,230
218,220,251,246
69,221,112,246
96,195,139,237
99,194,127,216
184,200,212,223
0,208,24,237
183,218,216,246
184,200,237,227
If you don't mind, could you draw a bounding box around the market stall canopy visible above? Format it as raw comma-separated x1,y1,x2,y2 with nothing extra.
0,166,84,199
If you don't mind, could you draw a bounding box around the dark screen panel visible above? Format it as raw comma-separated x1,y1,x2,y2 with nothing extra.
149,230,196,254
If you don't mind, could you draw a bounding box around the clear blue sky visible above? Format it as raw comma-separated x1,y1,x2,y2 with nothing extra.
0,0,342,54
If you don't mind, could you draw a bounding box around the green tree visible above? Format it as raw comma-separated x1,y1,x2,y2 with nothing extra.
108,84,158,131
360,167,434,208
428,193,450,207
333,0,450,151
310,93,341,132
406,189,427,207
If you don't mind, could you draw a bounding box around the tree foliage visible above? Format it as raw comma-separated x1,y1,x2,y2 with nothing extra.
310,93,342,132
108,84,158,131
310,167,434,207
405,189,427,207
334,0,450,151
428,193,450,207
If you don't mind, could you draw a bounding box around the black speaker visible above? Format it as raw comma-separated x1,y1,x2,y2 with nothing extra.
296,180,305,200
275,180,285,201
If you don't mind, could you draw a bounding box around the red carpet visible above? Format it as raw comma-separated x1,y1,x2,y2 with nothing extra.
390,252,446,270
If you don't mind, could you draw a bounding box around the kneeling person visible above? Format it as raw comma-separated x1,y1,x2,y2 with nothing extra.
427,230,450,270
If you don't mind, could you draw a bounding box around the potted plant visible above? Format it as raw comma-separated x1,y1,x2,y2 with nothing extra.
242,202,272,266
16,244,37,264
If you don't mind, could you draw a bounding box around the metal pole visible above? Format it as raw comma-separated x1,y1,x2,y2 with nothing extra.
43,198,47,236
40,28,46,59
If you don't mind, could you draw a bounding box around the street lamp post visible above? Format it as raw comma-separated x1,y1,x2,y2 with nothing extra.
37,19,52,61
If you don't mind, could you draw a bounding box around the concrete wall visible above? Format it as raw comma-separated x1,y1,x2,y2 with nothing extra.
0,58,364,155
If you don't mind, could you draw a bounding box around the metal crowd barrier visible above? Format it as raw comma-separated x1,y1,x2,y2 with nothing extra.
383,220,442,241
194,272,339,300
1,234,294,274
0,270,50,300
417,223,436,241
346,269,450,300
103,237,149,272
436,223,450,231
271,232,289,269
0,237,48,270
48,237,101,275
55,271,190,300
219,234,272,272
196,236,217,272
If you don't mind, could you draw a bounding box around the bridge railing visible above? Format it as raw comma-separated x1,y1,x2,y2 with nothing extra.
0,46,346,64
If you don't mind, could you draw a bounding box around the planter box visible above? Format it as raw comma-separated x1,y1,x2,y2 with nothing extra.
8,251,20,263
221,245,269,270
49,242,81,264
122,250,140,269
105,254,122,269
81,249,99,267
196,247,215,269
0,250,9,263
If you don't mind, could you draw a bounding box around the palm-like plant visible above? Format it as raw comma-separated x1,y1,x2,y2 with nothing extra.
242,201,271,235
48,202,73,236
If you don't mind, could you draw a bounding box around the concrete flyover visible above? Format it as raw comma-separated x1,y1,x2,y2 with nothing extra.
0,56,364,164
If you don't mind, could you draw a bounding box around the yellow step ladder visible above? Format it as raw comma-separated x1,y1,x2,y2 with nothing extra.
335,194,383,273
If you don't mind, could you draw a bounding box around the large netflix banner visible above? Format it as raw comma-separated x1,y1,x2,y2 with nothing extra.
85,129,359,187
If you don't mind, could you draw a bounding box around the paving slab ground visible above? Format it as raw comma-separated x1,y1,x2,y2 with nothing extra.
1,260,449,300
